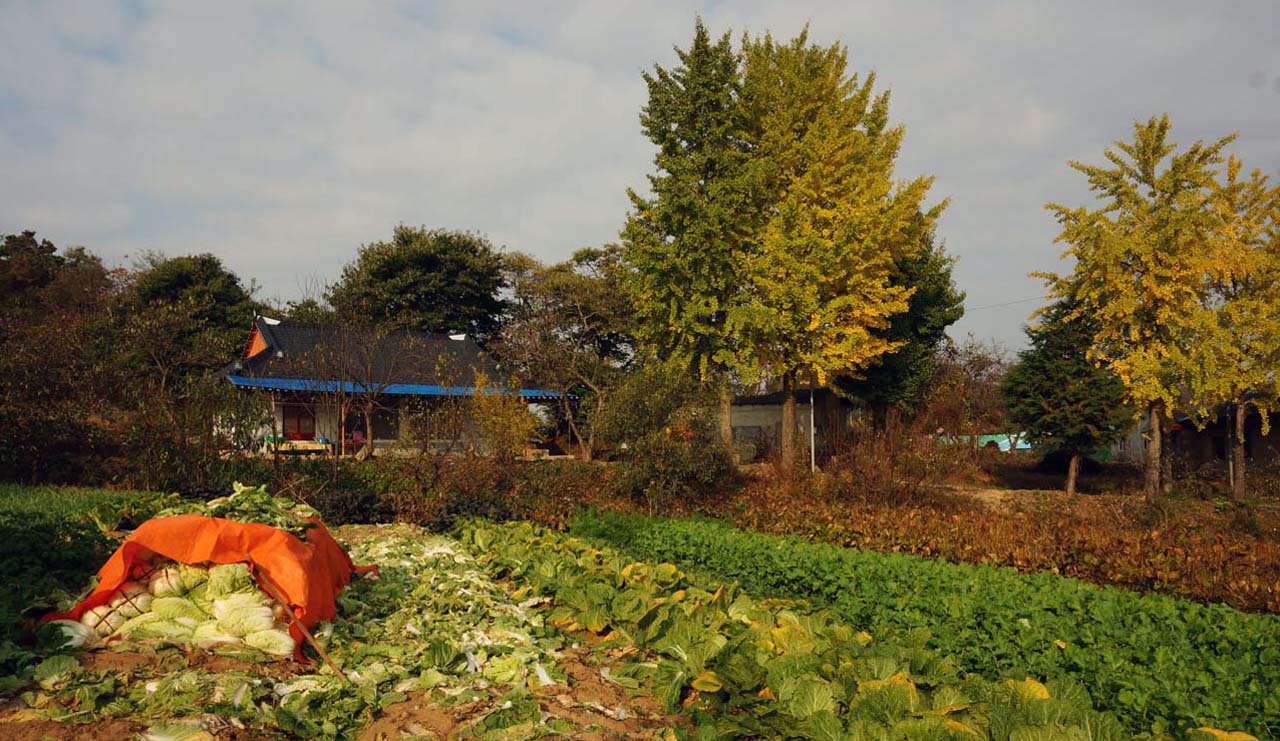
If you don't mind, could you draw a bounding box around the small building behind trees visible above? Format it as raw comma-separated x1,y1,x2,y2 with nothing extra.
221,316,561,456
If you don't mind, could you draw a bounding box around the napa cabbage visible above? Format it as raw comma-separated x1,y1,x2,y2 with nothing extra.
44,619,97,649
178,564,209,592
243,628,296,657
150,597,208,623
149,566,185,597
206,563,255,597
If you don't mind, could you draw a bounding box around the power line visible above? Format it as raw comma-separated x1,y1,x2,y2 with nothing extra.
966,295,1050,311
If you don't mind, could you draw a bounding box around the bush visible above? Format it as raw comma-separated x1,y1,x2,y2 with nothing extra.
594,361,738,510
302,487,394,526
613,425,737,513
826,418,976,505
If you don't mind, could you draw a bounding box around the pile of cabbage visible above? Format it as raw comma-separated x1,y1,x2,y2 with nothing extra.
47,561,296,658
156,481,320,538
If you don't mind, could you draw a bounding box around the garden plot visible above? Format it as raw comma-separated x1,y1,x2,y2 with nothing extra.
2,524,682,739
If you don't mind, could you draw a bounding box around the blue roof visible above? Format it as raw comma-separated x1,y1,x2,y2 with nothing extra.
226,374,564,399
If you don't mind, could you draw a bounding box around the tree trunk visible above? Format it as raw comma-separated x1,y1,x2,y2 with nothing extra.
1233,403,1247,502
1161,428,1173,496
719,383,735,461
1065,452,1082,497
1145,401,1162,502
360,401,374,460
563,395,590,461
780,371,797,471
871,402,889,435
270,394,280,480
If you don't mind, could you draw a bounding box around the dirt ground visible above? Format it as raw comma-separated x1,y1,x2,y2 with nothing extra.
77,646,301,680
362,645,685,740
0,713,143,741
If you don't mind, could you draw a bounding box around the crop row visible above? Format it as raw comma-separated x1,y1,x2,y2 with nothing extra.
721,487,1280,613
569,512,1280,738
458,519,1131,740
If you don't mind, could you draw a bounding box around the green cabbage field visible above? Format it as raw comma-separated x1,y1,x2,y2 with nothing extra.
571,512,1280,738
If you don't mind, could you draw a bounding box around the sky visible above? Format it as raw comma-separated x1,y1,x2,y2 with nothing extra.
3,1,1279,349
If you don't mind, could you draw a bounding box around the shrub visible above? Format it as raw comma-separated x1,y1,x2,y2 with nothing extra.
470,372,540,459
301,487,394,526
825,418,975,505
613,423,737,514
595,361,737,511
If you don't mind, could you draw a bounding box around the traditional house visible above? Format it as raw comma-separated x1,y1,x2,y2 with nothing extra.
222,316,561,456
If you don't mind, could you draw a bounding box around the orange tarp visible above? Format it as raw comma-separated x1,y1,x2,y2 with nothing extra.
46,514,377,661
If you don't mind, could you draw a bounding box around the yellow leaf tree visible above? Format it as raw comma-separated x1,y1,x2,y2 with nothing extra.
1183,157,1280,500
1039,115,1234,500
733,31,943,468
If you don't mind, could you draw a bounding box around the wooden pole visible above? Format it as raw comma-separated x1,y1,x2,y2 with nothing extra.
256,572,346,681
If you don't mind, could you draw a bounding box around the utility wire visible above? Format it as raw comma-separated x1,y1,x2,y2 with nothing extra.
966,295,1050,311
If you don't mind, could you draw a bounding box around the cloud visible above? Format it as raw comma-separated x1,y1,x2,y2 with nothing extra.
2,0,1279,347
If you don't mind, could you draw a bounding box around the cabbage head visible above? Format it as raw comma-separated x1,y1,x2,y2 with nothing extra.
150,597,209,623
149,566,185,597
206,563,255,597
178,564,209,592
243,628,296,657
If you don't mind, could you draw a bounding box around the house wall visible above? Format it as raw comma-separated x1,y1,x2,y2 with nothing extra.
730,403,815,462
250,393,483,456
1109,425,1146,463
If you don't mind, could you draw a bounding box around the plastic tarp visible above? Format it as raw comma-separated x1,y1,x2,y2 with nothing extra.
46,514,377,662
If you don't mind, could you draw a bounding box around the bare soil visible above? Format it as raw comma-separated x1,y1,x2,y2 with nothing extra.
361,645,685,740
78,645,302,680
0,714,144,741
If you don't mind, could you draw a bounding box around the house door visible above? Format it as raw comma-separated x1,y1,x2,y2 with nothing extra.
282,404,316,441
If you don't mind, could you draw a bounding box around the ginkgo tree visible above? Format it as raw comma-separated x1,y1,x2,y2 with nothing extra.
621,19,755,450
1183,157,1280,500
1040,115,1233,501
730,32,944,468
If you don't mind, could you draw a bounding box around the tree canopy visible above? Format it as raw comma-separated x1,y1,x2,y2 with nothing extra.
497,247,635,458
327,225,507,341
1039,115,1234,498
1002,301,1132,494
834,229,964,416
1183,156,1280,498
621,19,754,381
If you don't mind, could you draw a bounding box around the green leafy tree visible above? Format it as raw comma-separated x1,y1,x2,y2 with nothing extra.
835,230,965,425
1039,115,1233,501
119,255,265,488
732,31,944,468
0,233,117,482
496,247,634,459
621,18,754,448
133,252,259,337
282,297,337,324
0,230,65,309
1002,302,1133,495
328,225,506,341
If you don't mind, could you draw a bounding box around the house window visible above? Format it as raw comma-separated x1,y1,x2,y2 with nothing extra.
282,404,316,441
